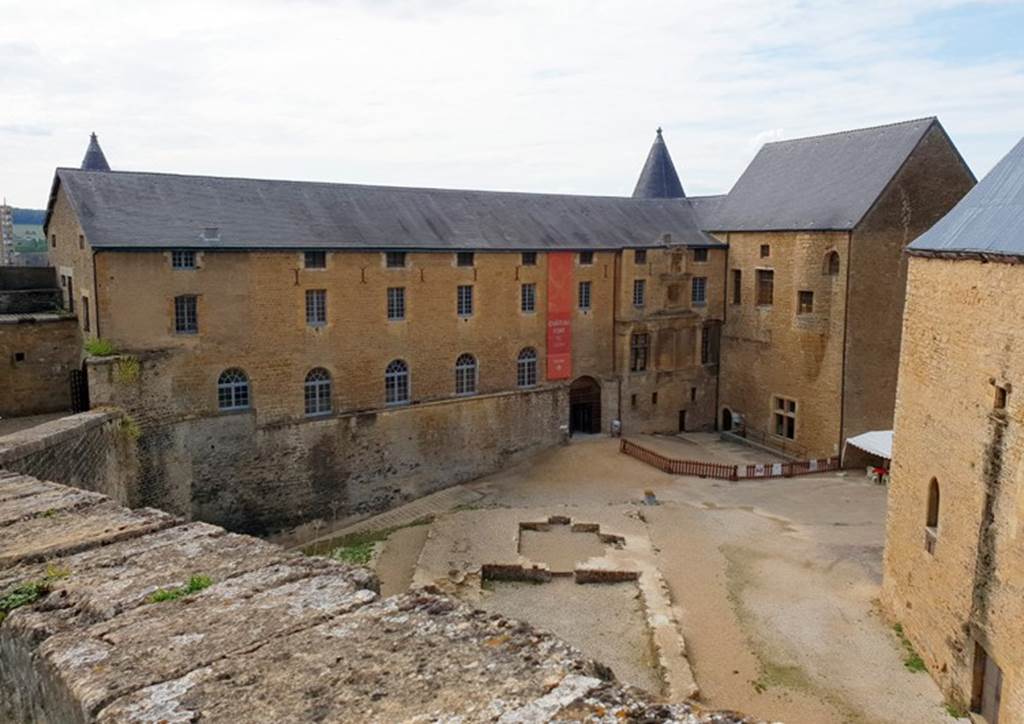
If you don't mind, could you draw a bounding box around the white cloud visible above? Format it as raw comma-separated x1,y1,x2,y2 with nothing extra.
0,0,1022,205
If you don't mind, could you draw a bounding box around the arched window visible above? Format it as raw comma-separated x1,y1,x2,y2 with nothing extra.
304,367,332,416
517,347,538,388
825,250,840,276
385,359,409,405
925,477,940,554
455,353,477,395
217,368,250,411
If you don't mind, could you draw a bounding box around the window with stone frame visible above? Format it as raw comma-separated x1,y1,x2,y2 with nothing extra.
579,251,594,265
825,250,840,276
517,347,538,388
521,283,536,313
217,368,250,411
385,359,410,405
521,252,537,266
457,284,473,317
693,248,708,262
634,249,647,264
630,332,649,372
172,250,196,269
387,287,406,321
386,251,407,268
456,251,474,267
773,396,797,439
798,290,814,315
578,281,592,310
731,269,742,304
304,251,326,269
691,276,707,306
756,269,774,306
304,368,332,416
174,295,198,334
306,289,327,326
633,279,646,307
454,353,477,395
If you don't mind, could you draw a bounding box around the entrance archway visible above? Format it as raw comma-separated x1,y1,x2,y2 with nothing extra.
721,407,733,432
569,376,601,434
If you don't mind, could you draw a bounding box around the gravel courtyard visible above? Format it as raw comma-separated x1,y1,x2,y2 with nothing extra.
343,435,962,723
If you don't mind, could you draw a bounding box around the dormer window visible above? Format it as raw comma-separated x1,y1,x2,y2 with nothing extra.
201,227,220,242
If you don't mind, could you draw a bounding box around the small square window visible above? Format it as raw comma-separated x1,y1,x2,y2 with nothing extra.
386,252,407,268
521,252,537,266
634,249,647,264
457,251,474,267
172,250,196,269
579,251,594,265
13,351,25,363
760,244,770,258
693,248,708,262
798,290,814,315
304,251,326,269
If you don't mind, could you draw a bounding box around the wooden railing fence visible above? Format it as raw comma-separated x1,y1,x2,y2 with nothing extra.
620,438,839,481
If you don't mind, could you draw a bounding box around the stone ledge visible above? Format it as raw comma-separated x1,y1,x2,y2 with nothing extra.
0,471,756,723
0,411,121,467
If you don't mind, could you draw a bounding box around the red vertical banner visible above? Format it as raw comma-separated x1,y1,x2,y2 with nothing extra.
546,251,573,380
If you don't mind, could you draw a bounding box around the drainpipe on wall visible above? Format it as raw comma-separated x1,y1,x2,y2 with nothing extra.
92,249,101,339
613,249,622,428
715,234,729,430
838,230,853,457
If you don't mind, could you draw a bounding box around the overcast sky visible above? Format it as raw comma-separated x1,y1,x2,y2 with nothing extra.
2,0,1023,207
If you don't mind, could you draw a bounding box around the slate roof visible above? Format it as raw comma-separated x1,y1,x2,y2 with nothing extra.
709,118,941,231
632,128,685,199
48,168,722,251
909,136,1024,258
80,133,111,172
688,194,726,230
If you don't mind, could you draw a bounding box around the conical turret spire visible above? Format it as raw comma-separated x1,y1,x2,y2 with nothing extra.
81,132,111,172
632,127,685,199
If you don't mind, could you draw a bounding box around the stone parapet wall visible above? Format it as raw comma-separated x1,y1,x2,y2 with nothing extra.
0,411,139,506
0,314,80,417
0,471,751,723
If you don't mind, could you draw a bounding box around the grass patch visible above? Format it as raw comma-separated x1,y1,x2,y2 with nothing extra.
893,623,927,673
0,566,71,624
945,702,968,718
118,416,142,441
113,355,141,385
304,515,434,558
84,338,117,356
329,541,376,565
147,575,213,604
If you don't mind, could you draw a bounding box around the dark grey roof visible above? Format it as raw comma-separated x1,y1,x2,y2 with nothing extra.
709,118,939,231
909,136,1024,258
49,168,723,251
80,133,111,172
688,194,726,230
633,128,685,199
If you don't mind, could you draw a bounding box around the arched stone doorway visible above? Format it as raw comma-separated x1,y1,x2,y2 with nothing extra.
721,407,733,432
569,376,601,434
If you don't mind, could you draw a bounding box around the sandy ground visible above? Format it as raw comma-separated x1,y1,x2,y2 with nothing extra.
358,435,960,723
0,411,68,437
519,525,608,573
375,524,430,597
478,578,662,694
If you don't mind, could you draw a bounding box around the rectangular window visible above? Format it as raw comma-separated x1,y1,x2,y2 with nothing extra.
995,384,1009,411
174,295,197,334
82,297,90,332
78,234,85,250
630,332,649,372
652,392,658,405
387,287,405,321
457,284,473,316
693,248,708,262
304,251,326,269
578,281,592,310
798,290,814,314
306,289,327,326
386,251,406,268
773,396,797,439
521,251,537,266
630,393,637,408
692,277,707,306
456,251,474,267
579,251,593,265
701,323,721,365
690,386,697,402
521,282,536,313
172,250,196,269
731,269,742,304
756,269,774,306
634,249,647,264
760,244,770,258
633,279,646,307
51,234,56,248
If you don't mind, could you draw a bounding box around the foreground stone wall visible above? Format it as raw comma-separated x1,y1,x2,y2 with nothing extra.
0,411,139,506
0,314,79,418
0,471,751,723
882,256,1023,719
89,354,567,535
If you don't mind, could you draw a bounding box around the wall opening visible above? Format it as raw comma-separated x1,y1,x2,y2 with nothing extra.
569,376,601,434
971,642,1003,722
721,407,733,431
925,477,939,554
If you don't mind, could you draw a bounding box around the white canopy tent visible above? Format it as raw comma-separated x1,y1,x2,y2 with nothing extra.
844,430,893,461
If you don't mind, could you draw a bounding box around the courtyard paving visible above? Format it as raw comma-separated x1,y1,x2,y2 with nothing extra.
321,435,962,724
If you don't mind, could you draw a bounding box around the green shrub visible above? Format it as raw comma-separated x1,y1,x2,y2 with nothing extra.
119,416,142,441
113,355,141,384
329,541,376,565
147,574,214,604
84,338,117,356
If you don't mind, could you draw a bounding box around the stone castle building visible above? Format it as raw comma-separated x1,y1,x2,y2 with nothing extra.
42,120,973,533
882,136,1024,723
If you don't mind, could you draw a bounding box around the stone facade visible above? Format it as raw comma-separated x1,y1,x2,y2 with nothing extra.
881,256,1024,720
0,315,79,418
718,124,975,458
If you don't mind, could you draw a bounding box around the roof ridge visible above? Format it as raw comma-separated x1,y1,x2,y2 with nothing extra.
764,116,937,147
56,166,693,204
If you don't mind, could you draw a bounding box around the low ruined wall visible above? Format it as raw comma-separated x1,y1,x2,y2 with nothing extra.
0,411,140,506
88,354,568,535
0,314,80,417
0,471,749,723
